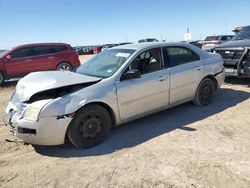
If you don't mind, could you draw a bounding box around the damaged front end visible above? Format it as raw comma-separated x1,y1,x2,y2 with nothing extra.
4,73,101,145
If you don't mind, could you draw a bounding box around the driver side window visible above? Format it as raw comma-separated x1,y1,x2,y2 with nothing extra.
127,48,162,75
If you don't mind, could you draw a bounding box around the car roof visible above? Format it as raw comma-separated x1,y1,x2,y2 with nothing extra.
112,42,212,59
112,42,191,50
12,43,71,49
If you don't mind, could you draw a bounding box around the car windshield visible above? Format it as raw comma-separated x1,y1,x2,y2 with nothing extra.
205,36,219,41
0,50,10,57
76,49,135,78
232,27,250,40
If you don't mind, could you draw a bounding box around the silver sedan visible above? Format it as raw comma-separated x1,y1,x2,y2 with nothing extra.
4,42,225,148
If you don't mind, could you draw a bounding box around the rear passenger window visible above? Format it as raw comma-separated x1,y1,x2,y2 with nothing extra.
33,46,54,56
53,46,68,53
11,47,33,58
163,47,200,67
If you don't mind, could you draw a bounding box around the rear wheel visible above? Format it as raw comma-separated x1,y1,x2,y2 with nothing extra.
56,62,73,71
67,104,111,148
193,78,215,106
0,72,5,86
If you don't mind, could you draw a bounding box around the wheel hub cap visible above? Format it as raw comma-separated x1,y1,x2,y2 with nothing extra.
80,115,102,139
201,84,210,100
60,65,70,71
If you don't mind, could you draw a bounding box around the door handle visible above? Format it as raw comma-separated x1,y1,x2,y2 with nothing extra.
157,76,167,81
48,56,54,59
25,59,31,62
195,66,202,71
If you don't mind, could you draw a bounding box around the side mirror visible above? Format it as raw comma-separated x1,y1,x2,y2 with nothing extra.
121,69,141,81
6,55,11,60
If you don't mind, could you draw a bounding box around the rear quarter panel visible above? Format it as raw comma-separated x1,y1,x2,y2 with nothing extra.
69,51,81,67
203,53,225,86
203,53,224,75
53,50,80,68
57,50,80,67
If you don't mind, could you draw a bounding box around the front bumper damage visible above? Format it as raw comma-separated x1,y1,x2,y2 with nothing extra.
4,102,72,146
3,71,103,146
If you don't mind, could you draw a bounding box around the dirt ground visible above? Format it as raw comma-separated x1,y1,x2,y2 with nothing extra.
78,54,93,63
0,70,250,187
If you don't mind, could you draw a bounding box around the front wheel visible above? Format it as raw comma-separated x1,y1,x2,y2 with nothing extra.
193,78,215,106
67,104,111,148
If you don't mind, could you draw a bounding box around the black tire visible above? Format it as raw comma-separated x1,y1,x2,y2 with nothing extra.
0,71,5,86
193,78,215,106
67,104,111,148
56,62,73,71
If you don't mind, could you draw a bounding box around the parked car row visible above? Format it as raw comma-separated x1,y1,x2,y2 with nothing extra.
73,42,133,55
200,35,234,52
0,43,81,85
138,38,159,43
73,46,97,55
73,39,161,55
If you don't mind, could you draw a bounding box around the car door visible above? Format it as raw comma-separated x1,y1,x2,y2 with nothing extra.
5,47,34,77
30,46,56,71
163,46,204,104
116,48,170,122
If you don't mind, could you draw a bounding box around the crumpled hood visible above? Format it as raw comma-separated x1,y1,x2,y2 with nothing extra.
216,40,250,49
15,71,101,102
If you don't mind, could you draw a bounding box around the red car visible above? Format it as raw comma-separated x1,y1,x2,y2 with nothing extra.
93,46,102,54
0,43,81,85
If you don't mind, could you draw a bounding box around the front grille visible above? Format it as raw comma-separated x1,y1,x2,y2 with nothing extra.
216,49,244,60
244,52,250,62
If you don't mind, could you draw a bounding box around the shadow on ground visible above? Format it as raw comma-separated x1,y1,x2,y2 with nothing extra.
225,77,250,87
0,80,18,88
34,87,250,157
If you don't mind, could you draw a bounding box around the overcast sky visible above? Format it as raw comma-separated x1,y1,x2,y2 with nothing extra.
0,0,250,49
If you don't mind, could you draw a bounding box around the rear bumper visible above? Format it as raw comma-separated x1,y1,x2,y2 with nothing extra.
4,113,72,145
